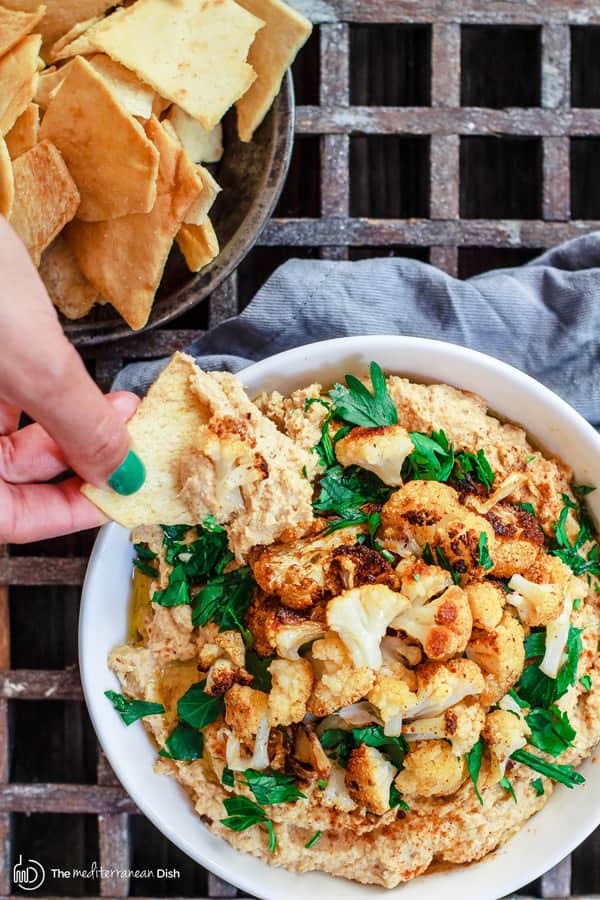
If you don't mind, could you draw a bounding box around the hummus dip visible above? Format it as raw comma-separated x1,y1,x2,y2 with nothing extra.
104,356,600,889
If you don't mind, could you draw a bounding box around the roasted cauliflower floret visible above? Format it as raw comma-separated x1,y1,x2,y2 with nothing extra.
368,675,419,737
345,744,396,815
391,585,473,660
402,697,485,756
334,424,414,486
224,685,268,747
245,593,325,658
249,524,364,610
267,658,313,727
506,574,562,626
294,727,332,779
327,584,410,669
483,709,530,784
466,611,525,705
464,581,504,630
394,740,468,798
321,762,357,812
308,633,375,717
408,659,485,719
380,481,461,554
395,557,453,606
381,634,423,669
434,512,496,575
483,502,545,578
329,543,398,592
205,657,252,696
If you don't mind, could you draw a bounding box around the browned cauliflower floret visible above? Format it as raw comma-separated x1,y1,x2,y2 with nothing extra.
249,524,364,610
199,629,247,671
294,727,332,779
434,511,496,575
482,709,530,784
464,581,504,630
245,592,325,658
402,697,485,756
267,658,313,727
391,585,473,660
380,481,461,555
466,611,525,705
368,674,419,736
334,424,414,486
224,685,270,771
381,633,423,668
395,557,453,606
327,584,410,668
394,740,467,798
408,659,485,719
328,543,398,592
483,503,545,578
205,658,252,695
308,632,375,717
345,744,396,814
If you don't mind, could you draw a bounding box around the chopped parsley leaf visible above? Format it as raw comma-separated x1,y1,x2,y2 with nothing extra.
526,455,536,463
466,739,484,805
526,705,576,757
550,495,600,578
351,725,408,769
517,626,583,707
328,362,398,428
305,830,322,849
454,448,495,490
245,650,274,692
317,779,328,790
580,674,593,691
515,502,536,516
389,784,409,811
499,775,517,803
573,597,583,610
222,767,235,787
220,796,276,853
177,681,224,730
573,484,596,498
241,769,306,806
478,532,494,571
104,690,164,725
133,543,159,577
531,777,544,796
153,565,190,607
422,542,460,584
511,748,585,789
403,430,455,483
192,566,255,633
159,723,204,760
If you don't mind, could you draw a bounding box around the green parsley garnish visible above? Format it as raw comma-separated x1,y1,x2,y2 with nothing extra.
515,502,536,516
304,830,322,849
526,454,536,463
241,769,306,806
573,484,596,498
320,726,408,769
220,796,277,853
511,748,585,789
422,542,461,584
531,777,544,796
551,494,600,578
499,775,517,803
153,565,191,607
573,597,583,610
403,430,455,482
177,681,225,730
466,739,484,805
192,566,255,633
159,723,204,760
245,650,275,692
162,522,233,581
104,690,164,725
222,767,235,787
454,448,495,490
328,362,398,428
478,532,494,571
526,705,576,757
580,674,593,691
318,779,328,790
133,543,159,577
389,784,409,811
517,626,582,708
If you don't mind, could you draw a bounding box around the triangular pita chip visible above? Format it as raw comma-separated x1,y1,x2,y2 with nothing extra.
65,116,202,329
0,4,45,58
184,165,221,226
39,55,159,221
82,352,209,527
0,133,14,217
167,105,223,164
0,0,115,50
39,234,98,319
87,53,154,119
34,60,72,109
87,0,263,129
5,101,39,158
46,15,102,62
177,218,219,273
235,0,311,141
0,34,41,135
9,139,80,265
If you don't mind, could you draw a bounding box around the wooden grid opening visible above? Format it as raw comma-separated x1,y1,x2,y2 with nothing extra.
4,3,600,898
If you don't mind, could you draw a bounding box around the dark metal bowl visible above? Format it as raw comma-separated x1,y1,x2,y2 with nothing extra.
64,72,294,347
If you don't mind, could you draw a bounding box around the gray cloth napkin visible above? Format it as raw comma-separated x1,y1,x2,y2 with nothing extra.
114,234,600,426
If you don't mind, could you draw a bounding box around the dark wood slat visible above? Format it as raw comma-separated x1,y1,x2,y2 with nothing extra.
0,784,138,814
0,669,82,700
295,104,600,136
0,557,87,585
293,0,600,24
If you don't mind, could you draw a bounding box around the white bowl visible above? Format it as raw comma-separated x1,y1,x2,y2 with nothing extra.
80,336,600,900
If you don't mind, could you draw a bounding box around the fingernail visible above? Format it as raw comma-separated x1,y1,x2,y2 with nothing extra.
108,450,146,495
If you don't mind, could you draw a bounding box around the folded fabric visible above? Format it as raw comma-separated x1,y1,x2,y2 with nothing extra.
114,235,600,426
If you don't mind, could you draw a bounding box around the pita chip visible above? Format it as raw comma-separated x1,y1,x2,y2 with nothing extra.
0,133,14,217
39,234,98,319
46,15,102,62
39,55,159,221
184,165,221,226
0,34,41,135
87,53,154,120
66,116,203,330
9,139,80,265
236,0,311,141
167,105,223,164
0,0,114,50
82,352,209,527
5,101,39,158
34,59,72,109
0,4,45,58
88,0,263,129
177,218,219,273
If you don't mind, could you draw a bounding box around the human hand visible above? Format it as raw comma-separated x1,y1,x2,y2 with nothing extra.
0,217,144,543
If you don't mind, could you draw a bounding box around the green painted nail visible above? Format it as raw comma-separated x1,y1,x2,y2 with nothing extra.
108,450,145,495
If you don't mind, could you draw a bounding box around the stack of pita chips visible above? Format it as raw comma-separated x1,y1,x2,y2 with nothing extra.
0,0,311,330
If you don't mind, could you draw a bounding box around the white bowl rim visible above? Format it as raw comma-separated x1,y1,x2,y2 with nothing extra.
80,334,600,900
